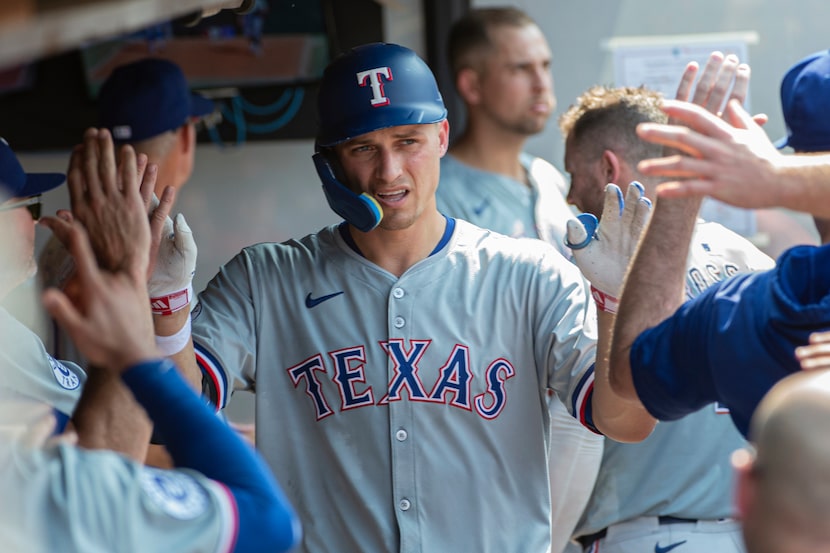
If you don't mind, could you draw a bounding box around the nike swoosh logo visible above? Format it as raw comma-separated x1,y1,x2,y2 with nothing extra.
655,540,687,553
305,291,344,308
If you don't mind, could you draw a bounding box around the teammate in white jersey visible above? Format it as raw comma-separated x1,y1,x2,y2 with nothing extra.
436,9,600,552
158,42,655,553
0,134,300,553
560,55,772,553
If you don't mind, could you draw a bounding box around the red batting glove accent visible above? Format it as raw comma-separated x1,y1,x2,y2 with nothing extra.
150,286,191,316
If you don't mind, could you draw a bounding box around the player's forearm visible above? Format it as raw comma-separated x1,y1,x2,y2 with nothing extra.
777,154,830,218
123,359,255,481
610,196,701,400
123,358,302,552
71,366,152,461
592,310,656,442
153,309,201,391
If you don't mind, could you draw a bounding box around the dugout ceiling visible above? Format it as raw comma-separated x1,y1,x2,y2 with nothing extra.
0,0,390,150
0,0,468,151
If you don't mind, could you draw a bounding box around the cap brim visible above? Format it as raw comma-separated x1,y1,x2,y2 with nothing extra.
24,172,66,196
190,93,215,119
773,135,790,150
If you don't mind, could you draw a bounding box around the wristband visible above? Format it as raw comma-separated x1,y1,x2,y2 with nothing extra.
590,285,619,314
150,283,193,316
154,317,192,357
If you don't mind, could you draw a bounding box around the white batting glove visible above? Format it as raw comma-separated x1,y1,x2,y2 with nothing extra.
565,182,652,313
149,212,197,316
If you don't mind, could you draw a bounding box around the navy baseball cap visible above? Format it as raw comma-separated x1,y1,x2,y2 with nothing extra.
98,58,215,143
776,50,830,152
0,138,65,198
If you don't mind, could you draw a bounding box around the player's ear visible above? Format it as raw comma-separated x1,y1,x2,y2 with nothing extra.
175,123,197,185
732,448,756,521
601,149,621,184
178,123,195,155
438,120,450,156
455,67,481,105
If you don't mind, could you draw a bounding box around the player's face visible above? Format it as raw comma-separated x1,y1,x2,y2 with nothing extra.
563,139,607,218
0,196,38,295
335,121,449,231
474,24,555,136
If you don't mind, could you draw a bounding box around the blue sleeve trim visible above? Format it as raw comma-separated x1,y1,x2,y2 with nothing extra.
193,342,229,410
571,364,600,434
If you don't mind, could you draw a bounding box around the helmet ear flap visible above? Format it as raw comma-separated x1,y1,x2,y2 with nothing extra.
312,151,383,233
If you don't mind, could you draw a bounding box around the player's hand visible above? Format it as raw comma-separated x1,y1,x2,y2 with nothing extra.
148,210,197,316
565,183,652,313
796,331,830,371
41,219,157,372
675,51,749,116
636,99,783,205
65,128,151,281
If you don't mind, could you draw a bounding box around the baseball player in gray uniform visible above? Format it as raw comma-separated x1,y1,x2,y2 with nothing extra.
436,9,600,552
0,138,84,433
159,42,656,553
437,7,575,259
0,135,300,553
560,54,773,553
439,153,574,257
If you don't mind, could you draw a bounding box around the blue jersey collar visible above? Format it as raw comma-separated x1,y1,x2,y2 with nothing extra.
339,215,455,258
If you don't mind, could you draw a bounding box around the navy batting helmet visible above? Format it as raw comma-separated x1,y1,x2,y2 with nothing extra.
316,42,447,147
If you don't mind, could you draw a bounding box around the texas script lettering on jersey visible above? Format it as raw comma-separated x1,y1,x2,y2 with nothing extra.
287,338,515,421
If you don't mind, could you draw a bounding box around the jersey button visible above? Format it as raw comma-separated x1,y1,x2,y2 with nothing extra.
395,429,408,441
392,287,405,299
394,316,405,328
399,498,411,511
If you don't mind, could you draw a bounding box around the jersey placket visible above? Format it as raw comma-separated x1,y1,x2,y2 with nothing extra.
385,281,420,552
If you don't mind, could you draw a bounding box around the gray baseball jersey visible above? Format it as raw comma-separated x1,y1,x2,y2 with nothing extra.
0,306,84,418
437,151,603,553
437,153,576,259
575,220,774,542
192,219,598,553
0,426,237,553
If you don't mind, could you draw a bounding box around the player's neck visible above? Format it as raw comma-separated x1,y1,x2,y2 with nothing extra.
450,131,528,185
350,210,447,277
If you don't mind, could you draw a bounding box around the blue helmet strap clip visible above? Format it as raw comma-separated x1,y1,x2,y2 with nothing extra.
312,150,383,233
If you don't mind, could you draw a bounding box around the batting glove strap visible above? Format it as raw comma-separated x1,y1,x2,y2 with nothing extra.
150,283,193,316
590,285,619,314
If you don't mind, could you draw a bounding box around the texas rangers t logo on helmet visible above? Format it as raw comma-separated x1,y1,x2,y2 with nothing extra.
356,67,393,107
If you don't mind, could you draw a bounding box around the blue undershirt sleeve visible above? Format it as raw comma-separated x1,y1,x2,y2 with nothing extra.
122,359,301,553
